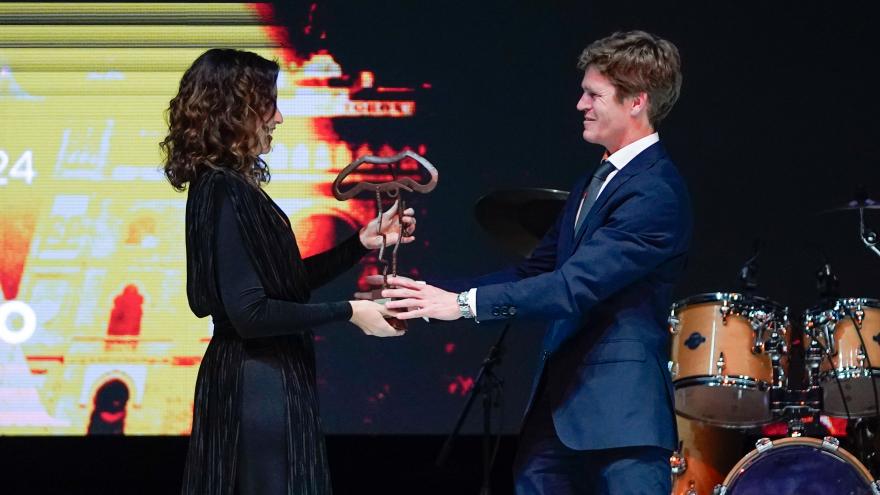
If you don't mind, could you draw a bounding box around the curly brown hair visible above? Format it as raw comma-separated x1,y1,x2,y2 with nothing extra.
578,31,682,127
161,48,280,191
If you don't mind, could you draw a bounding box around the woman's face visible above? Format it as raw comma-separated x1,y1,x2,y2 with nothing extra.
255,96,283,155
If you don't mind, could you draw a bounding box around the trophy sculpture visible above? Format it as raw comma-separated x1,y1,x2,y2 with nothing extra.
332,150,438,330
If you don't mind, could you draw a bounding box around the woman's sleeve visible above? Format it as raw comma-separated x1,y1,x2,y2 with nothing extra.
215,186,353,338
302,233,369,289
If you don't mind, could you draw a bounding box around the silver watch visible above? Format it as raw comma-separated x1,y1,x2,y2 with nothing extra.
457,291,474,319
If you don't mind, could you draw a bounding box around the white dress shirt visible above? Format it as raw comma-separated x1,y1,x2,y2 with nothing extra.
467,133,661,320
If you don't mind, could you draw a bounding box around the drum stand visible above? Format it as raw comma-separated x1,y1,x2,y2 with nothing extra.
769,386,825,437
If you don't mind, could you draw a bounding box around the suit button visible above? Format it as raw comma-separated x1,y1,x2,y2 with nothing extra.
509,307,517,316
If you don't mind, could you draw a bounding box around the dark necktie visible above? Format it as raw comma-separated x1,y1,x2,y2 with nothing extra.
574,159,616,233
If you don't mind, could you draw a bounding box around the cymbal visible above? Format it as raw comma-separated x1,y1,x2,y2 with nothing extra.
474,188,568,257
820,197,880,214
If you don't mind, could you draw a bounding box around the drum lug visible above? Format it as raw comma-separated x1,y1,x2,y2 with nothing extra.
716,352,725,374
669,446,687,475
871,480,880,495
713,484,727,495
720,299,731,324
668,360,678,379
668,313,680,335
755,437,773,453
684,481,697,495
821,436,840,452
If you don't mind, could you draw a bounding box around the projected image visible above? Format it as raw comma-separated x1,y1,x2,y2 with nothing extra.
0,2,430,435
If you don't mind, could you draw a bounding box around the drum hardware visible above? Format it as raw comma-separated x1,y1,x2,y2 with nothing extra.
670,441,687,476
669,314,681,334
820,187,880,259
736,239,761,294
859,198,880,259
804,320,855,421
768,387,822,423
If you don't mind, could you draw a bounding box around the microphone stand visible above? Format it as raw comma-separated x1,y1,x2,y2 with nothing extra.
436,322,510,495
738,239,761,294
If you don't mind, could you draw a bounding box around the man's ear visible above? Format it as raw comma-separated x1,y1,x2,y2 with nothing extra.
629,91,649,117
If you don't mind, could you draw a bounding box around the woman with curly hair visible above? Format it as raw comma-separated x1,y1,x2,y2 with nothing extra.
162,48,414,494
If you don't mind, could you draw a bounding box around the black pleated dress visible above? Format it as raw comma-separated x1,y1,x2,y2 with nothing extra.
180,169,367,494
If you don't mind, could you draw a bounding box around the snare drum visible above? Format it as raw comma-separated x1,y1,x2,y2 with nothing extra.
670,293,789,427
713,436,879,494
804,298,880,417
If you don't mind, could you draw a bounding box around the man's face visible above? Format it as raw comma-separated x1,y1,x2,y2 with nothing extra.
576,66,633,151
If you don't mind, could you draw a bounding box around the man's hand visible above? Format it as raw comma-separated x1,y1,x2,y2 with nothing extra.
381,276,461,321
354,274,417,301
359,202,416,250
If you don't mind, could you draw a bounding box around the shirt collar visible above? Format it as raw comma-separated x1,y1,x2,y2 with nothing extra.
605,133,660,171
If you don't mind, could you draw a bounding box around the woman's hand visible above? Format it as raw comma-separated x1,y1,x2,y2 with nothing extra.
359,202,416,250
349,300,405,337
381,276,461,321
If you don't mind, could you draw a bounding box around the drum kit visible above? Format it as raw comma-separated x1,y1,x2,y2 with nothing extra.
475,188,880,495
669,294,880,494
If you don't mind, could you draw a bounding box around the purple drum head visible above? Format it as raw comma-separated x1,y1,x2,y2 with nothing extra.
726,444,873,495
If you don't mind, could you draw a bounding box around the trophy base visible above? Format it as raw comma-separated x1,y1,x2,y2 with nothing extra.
385,316,407,331
374,298,407,331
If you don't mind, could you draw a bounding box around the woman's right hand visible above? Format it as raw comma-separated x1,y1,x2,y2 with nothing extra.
349,300,405,337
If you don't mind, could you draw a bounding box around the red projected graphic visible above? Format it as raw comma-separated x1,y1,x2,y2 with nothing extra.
0,3,431,435
106,285,143,337
0,209,36,300
448,375,475,396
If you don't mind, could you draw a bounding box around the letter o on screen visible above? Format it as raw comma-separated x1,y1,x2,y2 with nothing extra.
0,301,37,345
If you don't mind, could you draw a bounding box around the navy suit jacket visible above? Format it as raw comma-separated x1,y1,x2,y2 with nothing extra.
452,142,692,451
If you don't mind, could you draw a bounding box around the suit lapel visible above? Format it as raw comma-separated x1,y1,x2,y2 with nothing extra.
558,173,591,258
571,142,668,250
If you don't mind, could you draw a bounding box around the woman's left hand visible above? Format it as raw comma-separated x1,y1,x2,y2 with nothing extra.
359,201,416,250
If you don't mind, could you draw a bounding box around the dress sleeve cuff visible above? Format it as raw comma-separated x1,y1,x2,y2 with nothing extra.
329,301,353,321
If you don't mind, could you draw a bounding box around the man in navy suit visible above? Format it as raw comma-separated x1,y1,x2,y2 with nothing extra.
382,30,692,494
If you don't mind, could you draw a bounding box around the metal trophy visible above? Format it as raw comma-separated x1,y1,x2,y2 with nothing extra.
332,150,438,330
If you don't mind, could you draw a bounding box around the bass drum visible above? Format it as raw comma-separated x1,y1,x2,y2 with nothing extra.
672,417,742,495
714,436,879,495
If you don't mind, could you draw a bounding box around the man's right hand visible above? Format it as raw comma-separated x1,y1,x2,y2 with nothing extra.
353,274,417,301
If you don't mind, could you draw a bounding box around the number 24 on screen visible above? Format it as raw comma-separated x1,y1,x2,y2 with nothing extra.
0,149,35,185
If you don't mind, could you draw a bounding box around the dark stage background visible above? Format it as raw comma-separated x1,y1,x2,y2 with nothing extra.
303,0,880,435
4,0,880,493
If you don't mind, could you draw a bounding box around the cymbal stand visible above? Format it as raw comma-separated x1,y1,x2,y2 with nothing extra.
859,207,880,259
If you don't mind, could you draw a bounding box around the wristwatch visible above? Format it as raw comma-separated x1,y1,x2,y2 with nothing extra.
457,291,474,319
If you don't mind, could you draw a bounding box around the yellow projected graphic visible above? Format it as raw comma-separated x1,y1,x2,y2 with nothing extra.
0,3,427,434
